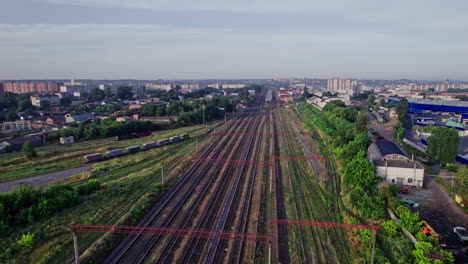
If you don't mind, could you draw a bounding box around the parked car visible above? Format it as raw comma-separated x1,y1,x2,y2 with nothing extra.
453,226,468,243
401,199,419,208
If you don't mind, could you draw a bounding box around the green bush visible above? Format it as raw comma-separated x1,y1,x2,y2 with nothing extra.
17,232,35,248
0,185,79,232
445,164,459,173
399,210,422,234
349,186,386,219
77,179,101,195
382,221,399,237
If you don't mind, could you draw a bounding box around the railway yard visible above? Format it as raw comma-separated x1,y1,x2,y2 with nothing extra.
0,90,363,264
100,93,355,263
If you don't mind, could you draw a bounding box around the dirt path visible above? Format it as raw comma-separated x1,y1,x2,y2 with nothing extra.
0,165,92,193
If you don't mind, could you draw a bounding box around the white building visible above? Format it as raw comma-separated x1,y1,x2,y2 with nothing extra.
368,140,424,187
145,83,172,91
327,78,359,96
30,94,61,107
208,83,246,89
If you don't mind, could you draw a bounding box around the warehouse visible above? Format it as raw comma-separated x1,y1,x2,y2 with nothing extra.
368,140,424,187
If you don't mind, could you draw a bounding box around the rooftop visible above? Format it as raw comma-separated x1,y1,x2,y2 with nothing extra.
368,140,406,160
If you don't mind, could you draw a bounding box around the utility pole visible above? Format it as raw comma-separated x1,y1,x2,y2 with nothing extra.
268,241,272,264
202,105,206,127
72,232,80,264
196,136,198,151
60,226,80,264
161,162,164,184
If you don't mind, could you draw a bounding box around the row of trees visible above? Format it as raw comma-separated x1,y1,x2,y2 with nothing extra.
0,180,101,233
48,120,159,142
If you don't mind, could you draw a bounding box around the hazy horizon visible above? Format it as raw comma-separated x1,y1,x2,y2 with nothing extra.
1,0,468,81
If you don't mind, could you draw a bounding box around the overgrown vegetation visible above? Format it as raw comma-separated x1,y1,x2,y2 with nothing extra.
299,102,454,264
0,180,102,233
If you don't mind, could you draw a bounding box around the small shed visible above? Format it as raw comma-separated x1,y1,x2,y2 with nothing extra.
60,136,74,145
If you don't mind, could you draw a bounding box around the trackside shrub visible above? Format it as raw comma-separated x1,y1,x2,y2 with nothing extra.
17,232,35,248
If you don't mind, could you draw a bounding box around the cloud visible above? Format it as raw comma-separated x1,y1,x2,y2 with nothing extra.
0,23,467,79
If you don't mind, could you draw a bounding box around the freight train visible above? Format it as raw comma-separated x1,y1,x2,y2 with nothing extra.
84,133,190,163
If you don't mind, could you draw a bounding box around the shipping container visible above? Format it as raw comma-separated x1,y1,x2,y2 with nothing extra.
143,142,156,149
126,146,140,154
84,153,102,162
106,149,123,157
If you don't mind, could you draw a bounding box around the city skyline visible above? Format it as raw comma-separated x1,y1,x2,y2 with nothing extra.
1,0,468,80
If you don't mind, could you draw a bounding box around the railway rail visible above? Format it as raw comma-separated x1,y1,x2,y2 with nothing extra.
104,96,268,264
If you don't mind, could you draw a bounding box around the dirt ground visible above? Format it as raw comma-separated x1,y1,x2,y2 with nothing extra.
398,176,468,263
0,164,92,193
368,112,398,141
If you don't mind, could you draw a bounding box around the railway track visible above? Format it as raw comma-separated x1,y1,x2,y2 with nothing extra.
104,96,268,264
274,106,352,263
271,103,291,264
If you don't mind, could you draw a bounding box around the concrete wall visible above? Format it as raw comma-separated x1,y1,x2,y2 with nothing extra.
376,166,424,187
403,138,427,153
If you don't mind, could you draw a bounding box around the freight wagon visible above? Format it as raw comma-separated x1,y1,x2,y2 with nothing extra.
169,136,181,143
143,142,156,149
84,153,103,163
84,133,190,163
126,146,140,154
106,149,123,158
180,133,190,140
157,139,169,146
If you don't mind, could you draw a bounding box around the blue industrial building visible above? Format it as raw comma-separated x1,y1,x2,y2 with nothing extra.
388,99,468,114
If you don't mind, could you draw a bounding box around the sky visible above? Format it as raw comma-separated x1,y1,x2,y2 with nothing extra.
1,0,468,80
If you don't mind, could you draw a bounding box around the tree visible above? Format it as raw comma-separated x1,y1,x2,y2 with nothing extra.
387,101,397,108
427,127,461,164
17,99,32,112
343,158,379,190
140,104,158,116
88,88,105,102
105,87,112,98
39,100,51,110
396,98,408,126
116,86,133,100
412,241,454,264
455,165,468,186
22,141,37,159
5,109,18,121
302,86,311,100
355,111,370,133
367,94,376,104
60,97,72,106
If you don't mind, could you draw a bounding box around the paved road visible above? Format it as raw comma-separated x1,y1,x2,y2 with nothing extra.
0,165,92,193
